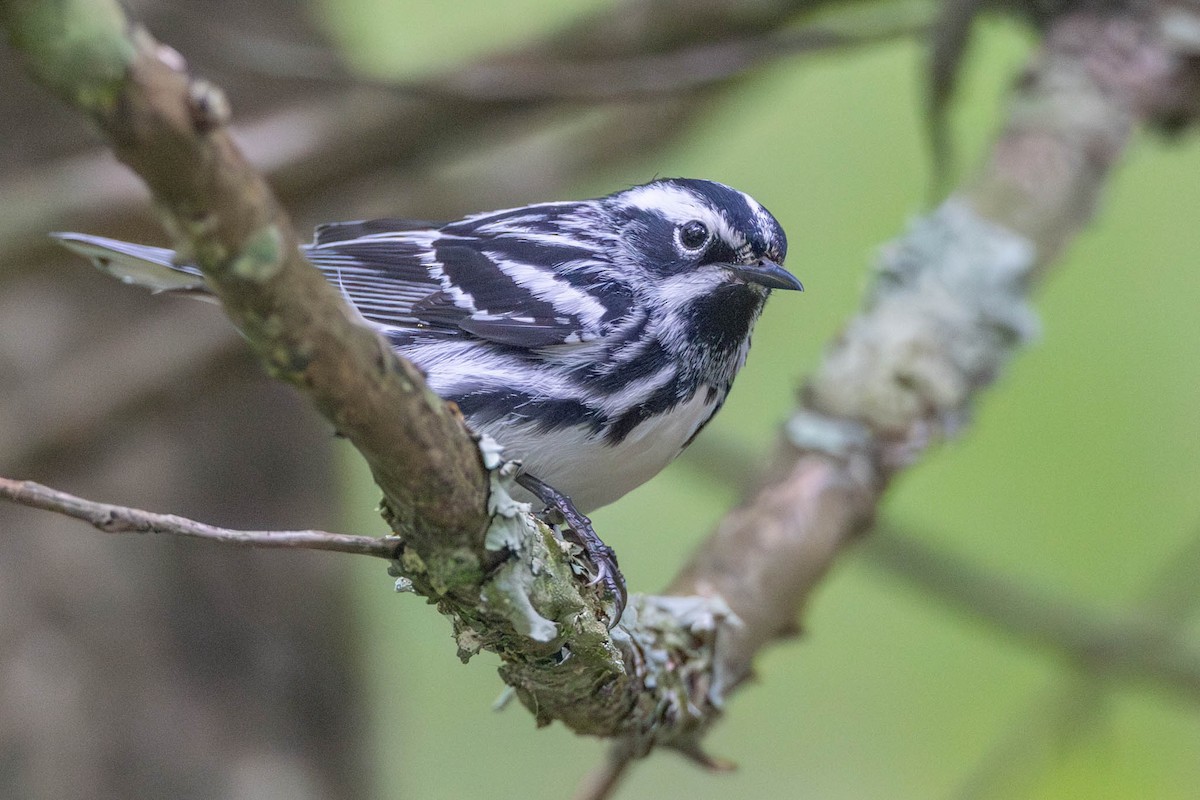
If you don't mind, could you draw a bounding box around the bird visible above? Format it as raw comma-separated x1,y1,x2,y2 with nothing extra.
53,177,802,624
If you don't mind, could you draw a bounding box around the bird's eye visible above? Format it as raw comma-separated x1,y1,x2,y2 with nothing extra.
677,220,710,251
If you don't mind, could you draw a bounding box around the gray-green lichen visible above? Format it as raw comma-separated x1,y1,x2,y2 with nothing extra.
477,435,559,642
612,594,741,750
810,198,1039,436
785,409,873,460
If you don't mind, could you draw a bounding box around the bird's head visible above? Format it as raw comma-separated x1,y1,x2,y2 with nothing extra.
597,178,801,377
605,178,801,297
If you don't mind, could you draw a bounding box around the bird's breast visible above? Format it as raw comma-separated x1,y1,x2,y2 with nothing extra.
484,388,723,513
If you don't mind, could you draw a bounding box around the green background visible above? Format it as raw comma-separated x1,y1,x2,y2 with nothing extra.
326,4,1200,797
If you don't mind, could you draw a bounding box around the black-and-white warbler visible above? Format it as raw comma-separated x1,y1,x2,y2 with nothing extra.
54,177,802,621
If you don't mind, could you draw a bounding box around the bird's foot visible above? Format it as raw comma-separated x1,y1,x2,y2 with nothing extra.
516,472,627,628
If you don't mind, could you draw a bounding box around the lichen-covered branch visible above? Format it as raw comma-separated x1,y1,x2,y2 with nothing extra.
637,3,1200,785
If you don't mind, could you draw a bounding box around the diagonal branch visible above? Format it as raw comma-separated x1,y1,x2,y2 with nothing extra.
668,7,1197,686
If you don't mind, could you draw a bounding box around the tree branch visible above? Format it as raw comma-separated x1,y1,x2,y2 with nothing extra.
668,4,1196,678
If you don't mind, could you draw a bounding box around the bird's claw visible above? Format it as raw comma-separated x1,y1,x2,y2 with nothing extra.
516,472,627,627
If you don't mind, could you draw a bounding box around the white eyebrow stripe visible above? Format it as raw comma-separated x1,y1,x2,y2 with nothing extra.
617,184,748,250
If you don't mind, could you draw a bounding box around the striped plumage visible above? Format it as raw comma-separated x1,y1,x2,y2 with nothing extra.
54,178,801,513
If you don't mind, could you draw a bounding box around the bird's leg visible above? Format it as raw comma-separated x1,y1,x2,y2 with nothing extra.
515,472,627,627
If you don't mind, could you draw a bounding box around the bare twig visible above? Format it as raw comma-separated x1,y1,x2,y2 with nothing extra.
0,476,398,558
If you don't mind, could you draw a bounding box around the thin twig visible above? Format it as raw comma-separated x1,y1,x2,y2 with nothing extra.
0,476,399,558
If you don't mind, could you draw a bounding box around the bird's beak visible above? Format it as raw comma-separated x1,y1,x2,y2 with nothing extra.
730,259,804,291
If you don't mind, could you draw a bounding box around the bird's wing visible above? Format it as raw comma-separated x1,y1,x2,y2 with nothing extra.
307,209,633,349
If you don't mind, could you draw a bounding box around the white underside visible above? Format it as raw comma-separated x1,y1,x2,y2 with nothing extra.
475,390,718,513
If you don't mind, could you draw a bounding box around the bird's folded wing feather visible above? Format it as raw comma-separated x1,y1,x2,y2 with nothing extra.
306,216,630,349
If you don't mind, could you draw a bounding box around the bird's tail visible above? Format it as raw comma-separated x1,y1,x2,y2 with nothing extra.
51,232,211,295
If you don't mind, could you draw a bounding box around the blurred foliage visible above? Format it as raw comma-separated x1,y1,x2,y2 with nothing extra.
328,2,1200,798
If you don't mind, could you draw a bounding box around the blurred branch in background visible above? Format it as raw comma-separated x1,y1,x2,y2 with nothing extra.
231,12,930,100
864,527,1200,702
0,302,240,475
0,0,919,264
947,525,1200,799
